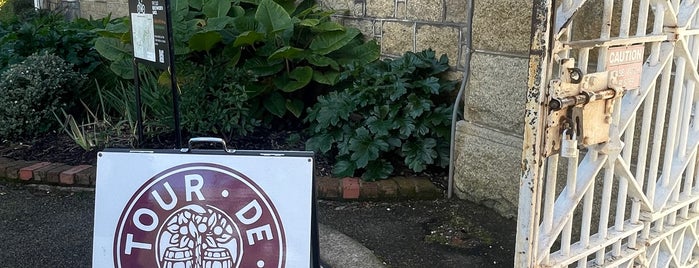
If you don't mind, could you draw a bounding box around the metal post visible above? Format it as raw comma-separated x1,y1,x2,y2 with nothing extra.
515,0,553,266
165,0,182,148
133,59,145,148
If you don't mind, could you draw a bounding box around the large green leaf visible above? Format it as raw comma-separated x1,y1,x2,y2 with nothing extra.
255,0,293,34
348,127,388,168
362,159,393,181
268,46,304,60
233,15,259,32
233,31,265,47
312,70,340,85
206,17,235,31
174,0,189,15
286,98,304,118
298,19,320,27
202,0,231,18
305,133,334,153
334,39,380,65
94,37,131,61
109,58,134,79
188,31,222,52
264,92,286,117
231,5,245,17
189,0,203,10
402,138,437,172
332,159,356,178
312,21,344,32
309,28,359,55
275,66,312,92
243,57,284,76
222,45,242,66
305,54,338,69
94,19,129,37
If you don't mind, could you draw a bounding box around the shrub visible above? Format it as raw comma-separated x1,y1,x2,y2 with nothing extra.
0,9,104,79
94,0,380,125
179,65,260,140
0,52,85,140
305,49,457,180
0,0,33,22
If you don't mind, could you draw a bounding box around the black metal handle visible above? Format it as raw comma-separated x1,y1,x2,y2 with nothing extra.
181,137,234,153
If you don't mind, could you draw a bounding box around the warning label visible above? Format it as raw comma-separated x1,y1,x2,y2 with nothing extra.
606,45,645,90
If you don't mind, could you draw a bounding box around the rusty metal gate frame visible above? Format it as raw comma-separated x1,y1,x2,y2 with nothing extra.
517,0,699,267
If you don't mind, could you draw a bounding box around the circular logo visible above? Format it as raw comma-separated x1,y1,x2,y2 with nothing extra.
114,163,286,268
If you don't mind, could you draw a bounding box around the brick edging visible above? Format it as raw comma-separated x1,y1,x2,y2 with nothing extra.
0,157,443,200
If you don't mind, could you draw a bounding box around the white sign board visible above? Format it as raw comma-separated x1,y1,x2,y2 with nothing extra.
93,150,316,268
606,44,645,90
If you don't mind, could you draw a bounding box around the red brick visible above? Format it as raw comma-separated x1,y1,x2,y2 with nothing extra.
342,177,360,199
5,161,38,180
376,179,399,198
74,166,96,186
392,177,415,198
359,181,379,199
33,163,65,181
60,165,92,185
0,160,28,179
316,176,340,199
45,165,74,183
19,162,52,180
411,177,441,199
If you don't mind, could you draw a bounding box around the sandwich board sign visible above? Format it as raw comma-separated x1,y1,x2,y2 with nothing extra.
92,140,318,267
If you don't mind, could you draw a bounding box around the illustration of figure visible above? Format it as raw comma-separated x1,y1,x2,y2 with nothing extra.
136,0,146,14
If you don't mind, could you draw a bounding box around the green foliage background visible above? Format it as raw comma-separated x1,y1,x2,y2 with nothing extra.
306,50,457,180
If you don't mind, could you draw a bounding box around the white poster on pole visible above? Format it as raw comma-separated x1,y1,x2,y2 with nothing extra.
131,13,156,62
92,150,315,268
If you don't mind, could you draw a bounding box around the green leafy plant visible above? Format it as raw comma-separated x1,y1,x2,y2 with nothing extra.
0,0,33,22
305,49,457,181
179,64,260,140
53,83,134,150
0,9,104,76
0,51,85,140
54,107,110,150
94,0,380,124
101,70,175,139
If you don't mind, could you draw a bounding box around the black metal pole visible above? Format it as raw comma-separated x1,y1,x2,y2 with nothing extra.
133,59,144,148
164,0,182,149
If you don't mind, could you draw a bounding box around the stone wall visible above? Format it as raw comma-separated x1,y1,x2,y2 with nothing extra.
80,0,128,19
318,0,471,73
317,0,534,218
453,0,532,219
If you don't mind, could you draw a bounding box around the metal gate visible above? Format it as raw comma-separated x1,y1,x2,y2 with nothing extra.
517,0,699,267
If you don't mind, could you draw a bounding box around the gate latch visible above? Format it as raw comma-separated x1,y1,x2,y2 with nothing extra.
543,58,624,157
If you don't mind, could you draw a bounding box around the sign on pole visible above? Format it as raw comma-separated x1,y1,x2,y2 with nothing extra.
92,145,318,267
129,0,171,69
128,0,182,147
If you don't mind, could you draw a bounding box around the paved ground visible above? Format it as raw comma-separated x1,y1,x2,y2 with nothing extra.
0,180,517,267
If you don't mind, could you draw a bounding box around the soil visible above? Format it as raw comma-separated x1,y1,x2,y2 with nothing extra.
0,130,518,267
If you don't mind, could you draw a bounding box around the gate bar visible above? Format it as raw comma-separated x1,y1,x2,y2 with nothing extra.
516,0,555,266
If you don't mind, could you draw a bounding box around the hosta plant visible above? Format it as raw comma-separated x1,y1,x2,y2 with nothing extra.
93,0,380,123
305,49,457,181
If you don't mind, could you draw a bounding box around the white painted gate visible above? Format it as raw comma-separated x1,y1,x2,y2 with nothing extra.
516,0,699,267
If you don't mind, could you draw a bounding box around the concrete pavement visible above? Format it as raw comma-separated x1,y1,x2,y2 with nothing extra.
0,181,385,268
